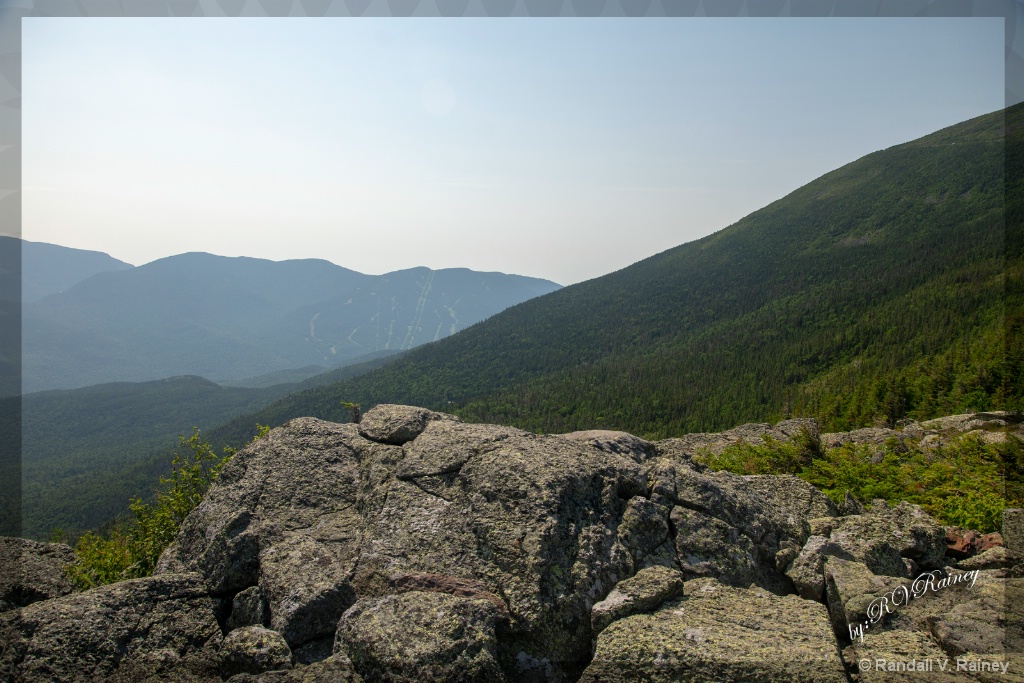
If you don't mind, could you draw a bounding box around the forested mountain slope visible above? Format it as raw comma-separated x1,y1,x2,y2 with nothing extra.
211,104,1021,442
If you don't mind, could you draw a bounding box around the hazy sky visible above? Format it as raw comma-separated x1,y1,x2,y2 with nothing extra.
21,17,1004,285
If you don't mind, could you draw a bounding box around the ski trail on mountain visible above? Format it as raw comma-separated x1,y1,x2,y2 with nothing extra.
402,271,434,350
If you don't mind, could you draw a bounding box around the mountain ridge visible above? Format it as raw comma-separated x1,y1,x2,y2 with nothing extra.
208,103,1020,443
20,251,561,392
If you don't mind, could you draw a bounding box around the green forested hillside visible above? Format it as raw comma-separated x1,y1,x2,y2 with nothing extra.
5,349,413,539
212,104,1021,443
5,376,289,538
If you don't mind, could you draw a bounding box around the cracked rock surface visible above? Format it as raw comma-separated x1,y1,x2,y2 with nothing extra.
7,406,1020,682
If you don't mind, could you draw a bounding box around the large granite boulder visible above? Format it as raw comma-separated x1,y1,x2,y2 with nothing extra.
337,590,507,683
156,417,369,649
785,500,947,605
0,536,76,611
580,577,847,683
647,459,836,594
220,626,292,678
158,406,649,680
0,572,222,683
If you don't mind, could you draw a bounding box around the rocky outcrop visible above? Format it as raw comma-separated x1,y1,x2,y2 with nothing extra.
580,577,847,683
0,536,76,611
784,499,947,606
649,461,836,594
0,573,222,682
7,406,1021,682
220,626,292,678
156,406,649,679
337,591,507,683
589,565,685,635
655,417,818,461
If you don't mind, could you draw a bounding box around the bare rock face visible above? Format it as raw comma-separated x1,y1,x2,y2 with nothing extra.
357,404,458,445
580,578,847,683
786,500,947,603
839,568,1024,682
647,460,836,594
226,653,363,682
786,534,830,601
336,591,507,683
590,565,685,635
0,536,76,611
156,417,368,649
559,430,657,463
823,557,909,637
79,406,1006,683
0,573,222,683
843,630,968,683
158,406,649,680
220,626,292,678
227,585,268,630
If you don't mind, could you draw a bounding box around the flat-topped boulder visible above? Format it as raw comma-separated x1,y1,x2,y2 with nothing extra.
580,577,847,683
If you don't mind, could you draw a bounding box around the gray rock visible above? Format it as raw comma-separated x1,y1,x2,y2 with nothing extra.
358,404,457,445
220,626,292,678
0,572,222,683
774,417,821,439
786,535,829,601
843,630,968,682
228,585,269,630
839,490,867,515
259,535,357,647
820,426,903,450
742,473,839,521
919,411,1016,432
291,637,334,666
0,536,76,611
614,497,672,568
590,565,685,635
884,569,1023,657
559,430,657,463
135,407,1009,683
580,578,847,683
823,557,908,639
655,422,771,461
649,461,829,593
156,417,368,650
1005,508,1024,559
386,572,508,615
671,505,762,586
957,546,1011,571
227,653,363,682
815,501,946,579
160,410,650,680
337,591,507,683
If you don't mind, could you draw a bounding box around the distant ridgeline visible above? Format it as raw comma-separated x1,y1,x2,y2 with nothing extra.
212,103,1023,443
20,254,561,393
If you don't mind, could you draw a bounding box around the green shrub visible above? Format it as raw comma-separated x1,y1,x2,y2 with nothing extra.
695,428,819,476
701,429,1023,534
65,425,269,590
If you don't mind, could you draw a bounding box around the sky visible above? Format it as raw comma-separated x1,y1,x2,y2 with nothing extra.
20,17,1005,286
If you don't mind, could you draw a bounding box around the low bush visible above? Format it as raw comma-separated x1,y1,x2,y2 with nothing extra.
65,425,268,590
699,430,1023,534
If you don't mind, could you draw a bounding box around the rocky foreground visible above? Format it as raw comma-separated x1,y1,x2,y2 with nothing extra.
2,406,1023,682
